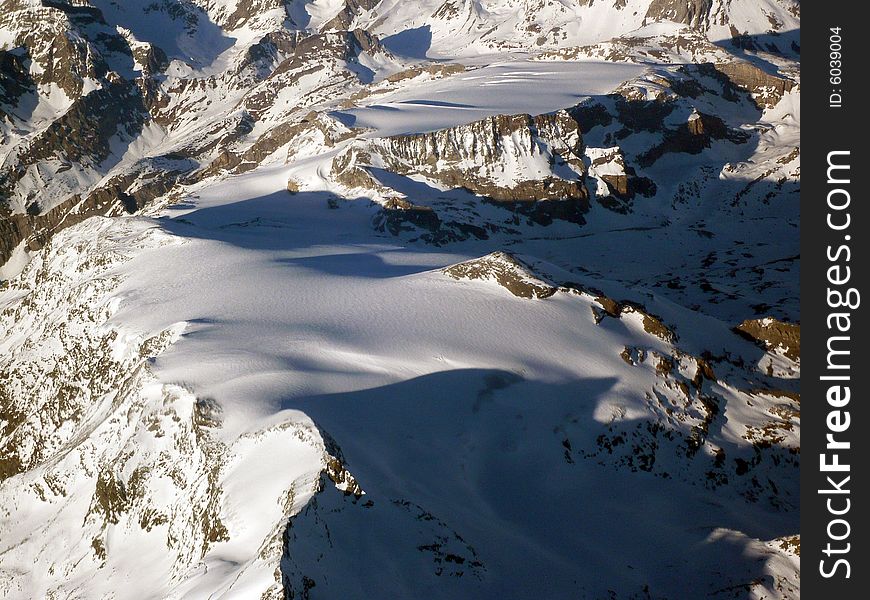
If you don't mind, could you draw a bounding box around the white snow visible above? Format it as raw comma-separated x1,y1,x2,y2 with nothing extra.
0,2,800,597
334,60,648,136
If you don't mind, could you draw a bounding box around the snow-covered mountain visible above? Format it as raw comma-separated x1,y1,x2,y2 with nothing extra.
1,1,799,598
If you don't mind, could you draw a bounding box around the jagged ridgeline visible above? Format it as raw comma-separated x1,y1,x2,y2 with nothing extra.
2,1,799,599
1,0,798,271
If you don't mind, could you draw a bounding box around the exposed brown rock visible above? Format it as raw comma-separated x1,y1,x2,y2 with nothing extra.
385,63,466,83
223,0,293,30
323,0,382,31
639,110,748,167
735,318,800,360
589,294,676,343
131,42,169,76
1,166,182,269
444,252,557,299
645,0,713,29
90,469,130,525
0,78,151,223
778,535,800,556
714,61,796,108
335,110,590,225
1,195,110,268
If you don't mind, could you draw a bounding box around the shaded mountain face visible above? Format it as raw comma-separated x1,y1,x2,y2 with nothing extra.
1,1,798,599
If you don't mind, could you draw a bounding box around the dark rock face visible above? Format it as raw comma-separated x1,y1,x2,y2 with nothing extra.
0,0,394,271
645,0,714,29
1,0,138,98
639,111,749,167
88,166,187,213
612,96,676,133
568,103,613,134
0,77,151,258
240,28,380,118
0,5,305,269
0,50,35,118
0,195,112,266
22,80,148,166
486,191,588,226
131,43,170,77
223,0,292,30
0,1,163,268
374,198,441,235
567,65,758,170
587,147,656,212
324,52,782,235
323,0,382,31
596,172,656,214
0,162,185,266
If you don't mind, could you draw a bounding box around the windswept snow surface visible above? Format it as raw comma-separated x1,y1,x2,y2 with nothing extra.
2,163,797,597
333,60,648,135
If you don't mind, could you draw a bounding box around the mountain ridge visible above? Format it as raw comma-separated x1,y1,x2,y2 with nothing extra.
1,1,800,597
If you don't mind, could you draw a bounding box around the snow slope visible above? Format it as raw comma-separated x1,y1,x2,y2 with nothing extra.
0,172,799,597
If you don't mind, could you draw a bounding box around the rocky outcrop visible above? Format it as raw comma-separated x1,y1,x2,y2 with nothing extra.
0,219,177,479
377,111,585,198
0,49,35,120
384,63,466,84
0,0,146,99
0,2,165,266
639,110,749,167
129,41,170,77
0,3,392,270
586,147,656,213
0,162,186,270
714,61,797,108
323,0,382,31
373,198,441,236
1,199,88,269
222,0,293,30
444,252,557,299
735,318,800,361
18,80,148,167
235,28,383,120
203,111,354,177
332,110,590,226
645,0,713,29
